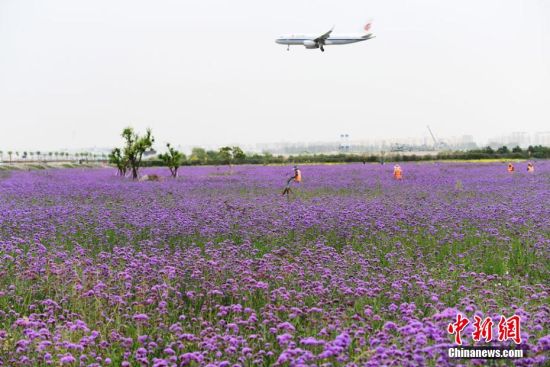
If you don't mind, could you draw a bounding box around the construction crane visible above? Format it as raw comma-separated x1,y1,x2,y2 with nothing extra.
427,125,448,151
427,125,438,147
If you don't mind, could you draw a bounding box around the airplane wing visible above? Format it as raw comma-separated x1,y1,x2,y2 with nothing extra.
313,27,333,42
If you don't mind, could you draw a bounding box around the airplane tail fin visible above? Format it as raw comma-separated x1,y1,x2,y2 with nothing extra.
363,20,373,34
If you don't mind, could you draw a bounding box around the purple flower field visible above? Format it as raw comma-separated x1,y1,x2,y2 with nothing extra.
0,162,548,366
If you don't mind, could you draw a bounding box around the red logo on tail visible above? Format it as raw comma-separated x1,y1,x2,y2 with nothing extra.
364,22,372,32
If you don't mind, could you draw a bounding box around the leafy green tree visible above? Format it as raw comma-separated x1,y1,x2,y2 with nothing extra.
219,146,233,166
158,143,185,177
190,147,207,165
496,146,509,154
7,151,13,163
109,148,128,176
262,151,273,165
482,146,494,154
121,127,154,179
511,146,522,153
232,146,246,163
205,150,219,164
528,145,550,158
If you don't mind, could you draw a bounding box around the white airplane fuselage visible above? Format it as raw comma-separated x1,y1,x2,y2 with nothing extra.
276,22,374,51
276,34,372,47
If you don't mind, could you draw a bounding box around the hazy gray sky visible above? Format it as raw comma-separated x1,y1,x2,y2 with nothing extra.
1,0,549,151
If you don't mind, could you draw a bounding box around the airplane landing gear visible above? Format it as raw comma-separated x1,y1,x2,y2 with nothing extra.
287,45,290,51
320,45,325,52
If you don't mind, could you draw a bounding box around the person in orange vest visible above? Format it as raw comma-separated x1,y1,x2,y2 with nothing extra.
393,164,403,180
282,166,302,196
507,163,515,173
527,162,534,173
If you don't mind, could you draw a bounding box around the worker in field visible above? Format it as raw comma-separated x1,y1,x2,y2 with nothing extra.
282,165,302,196
527,162,534,173
393,164,403,180
507,163,515,173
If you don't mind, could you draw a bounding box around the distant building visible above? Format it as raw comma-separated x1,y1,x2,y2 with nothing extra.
533,131,550,146
508,132,529,148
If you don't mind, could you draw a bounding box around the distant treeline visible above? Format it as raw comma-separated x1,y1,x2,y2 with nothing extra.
143,145,550,167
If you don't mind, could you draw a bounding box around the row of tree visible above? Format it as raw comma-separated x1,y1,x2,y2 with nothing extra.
0,151,106,163
143,144,550,167
108,127,253,179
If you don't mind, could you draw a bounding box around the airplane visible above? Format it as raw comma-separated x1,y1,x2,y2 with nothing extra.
275,21,374,52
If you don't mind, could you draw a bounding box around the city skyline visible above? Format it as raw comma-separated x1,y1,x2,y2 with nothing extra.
1,130,549,157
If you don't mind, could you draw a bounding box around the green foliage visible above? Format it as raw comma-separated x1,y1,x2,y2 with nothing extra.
218,146,233,165
158,143,185,177
108,148,127,176
190,147,207,165
496,146,510,154
206,150,219,163
231,146,246,162
187,146,248,166
527,145,550,158
144,144,550,168
108,127,155,178
121,127,154,179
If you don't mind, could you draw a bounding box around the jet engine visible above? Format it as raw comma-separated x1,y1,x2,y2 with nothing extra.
302,40,318,49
